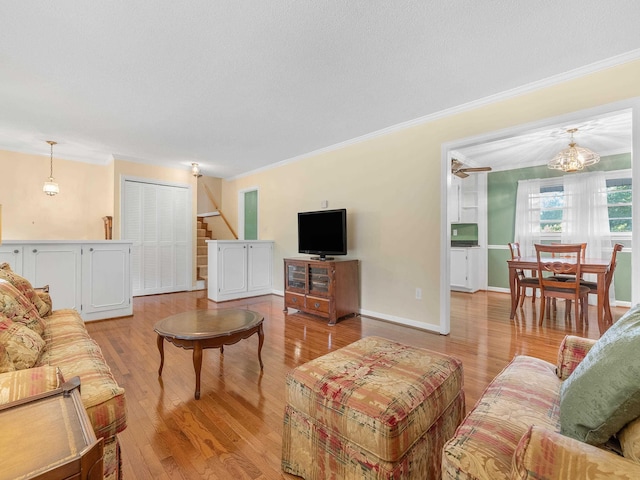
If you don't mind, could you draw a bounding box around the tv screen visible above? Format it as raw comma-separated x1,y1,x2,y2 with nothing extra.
298,209,347,260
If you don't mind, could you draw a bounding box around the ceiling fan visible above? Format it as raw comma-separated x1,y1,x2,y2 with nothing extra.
451,158,492,178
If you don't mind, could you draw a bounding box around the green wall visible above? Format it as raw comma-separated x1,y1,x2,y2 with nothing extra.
487,153,632,301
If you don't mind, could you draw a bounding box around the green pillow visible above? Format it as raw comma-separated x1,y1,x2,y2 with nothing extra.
560,303,640,445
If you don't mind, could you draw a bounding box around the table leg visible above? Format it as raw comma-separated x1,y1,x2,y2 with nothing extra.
597,271,605,329
509,266,517,319
193,341,203,400
257,323,264,370
157,334,165,377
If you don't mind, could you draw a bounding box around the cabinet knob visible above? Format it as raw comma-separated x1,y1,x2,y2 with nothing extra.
13,249,19,254
90,248,94,252
314,302,320,308
291,297,297,303
32,249,37,253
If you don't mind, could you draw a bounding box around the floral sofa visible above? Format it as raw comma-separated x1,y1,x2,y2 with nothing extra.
0,264,126,480
442,304,640,480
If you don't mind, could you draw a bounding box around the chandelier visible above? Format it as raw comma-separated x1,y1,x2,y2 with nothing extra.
43,140,60,196
548,128,600,173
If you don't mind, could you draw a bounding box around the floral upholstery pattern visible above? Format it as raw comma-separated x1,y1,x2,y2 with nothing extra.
0,294,126,480
282,336,464,480
0,365,62,403
0,279,45,336
38,309,127,439
513,426,640,479
0,315,46,370
0,340,15,373
0,263,51,317
442,335,640,480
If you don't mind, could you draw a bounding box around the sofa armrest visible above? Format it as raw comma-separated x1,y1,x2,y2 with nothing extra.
556,335,597,380
512,426,640,480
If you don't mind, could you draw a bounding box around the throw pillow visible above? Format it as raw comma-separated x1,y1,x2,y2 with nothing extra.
0,280,45,336
0,341,16,374
0,315,45,370
560,303,640,445
0,263,51,317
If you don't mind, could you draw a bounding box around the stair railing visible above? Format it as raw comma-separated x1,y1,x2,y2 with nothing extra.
203,184,238,239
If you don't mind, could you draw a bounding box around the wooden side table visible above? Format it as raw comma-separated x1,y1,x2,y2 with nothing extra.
0,377,103,480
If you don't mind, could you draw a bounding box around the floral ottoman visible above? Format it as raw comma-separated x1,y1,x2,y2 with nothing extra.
281,336,465,480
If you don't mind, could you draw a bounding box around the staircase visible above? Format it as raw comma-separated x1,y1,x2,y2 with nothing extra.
197,216,213,287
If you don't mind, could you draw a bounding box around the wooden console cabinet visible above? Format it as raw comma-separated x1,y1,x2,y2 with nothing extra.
283,258,359,325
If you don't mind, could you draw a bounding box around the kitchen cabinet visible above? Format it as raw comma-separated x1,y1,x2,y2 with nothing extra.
451,247,480,293
1,241,132,322
207,240,274,302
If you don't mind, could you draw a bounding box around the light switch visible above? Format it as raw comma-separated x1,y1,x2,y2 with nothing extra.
321,200,328,208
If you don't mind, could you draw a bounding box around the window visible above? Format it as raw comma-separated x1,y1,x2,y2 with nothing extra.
539,185,564,233
536,172,632,236
606,178,632,233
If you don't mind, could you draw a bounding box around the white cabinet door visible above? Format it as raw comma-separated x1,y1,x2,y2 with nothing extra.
248,242,272,292
450,248,468,289
0,246,23,273
218,242,248,296
23,244,82,310
123,179,191,296
82,243,132,320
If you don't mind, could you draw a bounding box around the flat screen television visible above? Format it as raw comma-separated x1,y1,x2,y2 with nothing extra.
298,208,347,260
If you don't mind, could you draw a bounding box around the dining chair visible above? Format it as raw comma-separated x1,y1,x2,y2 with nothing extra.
580,243,624,324
535,243,590,325
550,242,587,282
508,242,541,307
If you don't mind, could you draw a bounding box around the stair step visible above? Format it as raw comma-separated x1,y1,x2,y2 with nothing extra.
197,254,208,266
197,237,207,246
197,228,206,236
198,265,208,276
197,246,208,255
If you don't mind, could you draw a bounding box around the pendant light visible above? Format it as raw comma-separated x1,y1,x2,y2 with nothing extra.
547,128,600,173
43,140,60,196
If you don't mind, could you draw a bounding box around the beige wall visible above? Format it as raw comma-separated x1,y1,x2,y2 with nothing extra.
0,150,111,240
222,59,640,332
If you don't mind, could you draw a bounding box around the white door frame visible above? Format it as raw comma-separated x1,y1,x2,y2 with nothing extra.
440,97,640,335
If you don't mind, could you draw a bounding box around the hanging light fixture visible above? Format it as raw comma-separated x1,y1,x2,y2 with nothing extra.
43,140,60,196
548,128,600,173
191,162,202,177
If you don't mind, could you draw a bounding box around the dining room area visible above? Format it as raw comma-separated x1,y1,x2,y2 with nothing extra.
448,107,635,336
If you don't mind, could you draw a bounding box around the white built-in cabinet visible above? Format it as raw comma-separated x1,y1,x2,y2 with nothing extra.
450,247,480,293
0,241,132,322
207,240,274,302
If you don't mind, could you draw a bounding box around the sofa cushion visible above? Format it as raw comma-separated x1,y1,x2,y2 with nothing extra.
619,417,640,463
0,341,15,374
38,309,127,439
0,280,45,336
0,263,51,317
0,365,62,404
0,315,46,370
441,355,561,480
559,304,640,445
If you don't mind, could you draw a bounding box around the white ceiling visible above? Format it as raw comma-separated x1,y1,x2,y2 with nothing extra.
1,1,640,178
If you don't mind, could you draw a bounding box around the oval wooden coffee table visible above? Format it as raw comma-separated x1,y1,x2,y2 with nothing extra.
154,308,264,399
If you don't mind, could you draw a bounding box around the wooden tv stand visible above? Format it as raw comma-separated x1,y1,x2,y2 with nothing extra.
283,258,359,325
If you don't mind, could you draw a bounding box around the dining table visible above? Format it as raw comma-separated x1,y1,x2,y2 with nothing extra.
507,256,611,326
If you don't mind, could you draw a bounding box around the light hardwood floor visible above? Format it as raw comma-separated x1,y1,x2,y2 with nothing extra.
86,290,627,479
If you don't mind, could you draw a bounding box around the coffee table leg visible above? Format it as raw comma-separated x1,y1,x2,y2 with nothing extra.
157,334,165,377
257,324,264,370
193,341,203,400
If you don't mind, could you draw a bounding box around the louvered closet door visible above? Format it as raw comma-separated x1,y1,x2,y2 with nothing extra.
123,180,191,297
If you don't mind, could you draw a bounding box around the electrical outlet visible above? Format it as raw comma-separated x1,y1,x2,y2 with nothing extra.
415,288,422,300
453,229,458,236
321,200,328,208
